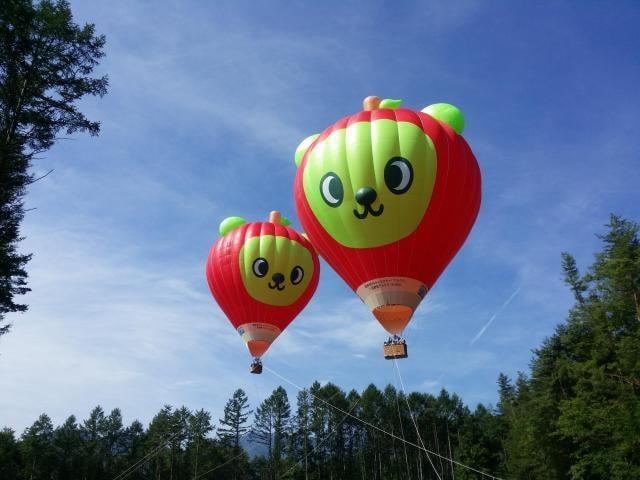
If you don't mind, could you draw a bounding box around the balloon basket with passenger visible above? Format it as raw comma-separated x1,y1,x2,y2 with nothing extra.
383,335,408,360
250,358,263,374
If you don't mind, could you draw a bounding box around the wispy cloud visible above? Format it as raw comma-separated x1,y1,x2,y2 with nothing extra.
470,286,522,346
421,373,445,390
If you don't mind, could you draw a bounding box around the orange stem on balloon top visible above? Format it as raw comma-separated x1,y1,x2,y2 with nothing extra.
269,211,281,224
363,96,381,111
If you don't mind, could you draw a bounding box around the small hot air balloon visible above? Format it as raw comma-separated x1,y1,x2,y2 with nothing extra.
293,96,481,359
206,211,320,373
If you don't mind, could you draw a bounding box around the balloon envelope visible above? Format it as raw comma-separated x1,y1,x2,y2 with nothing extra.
206,213,320,358
294,100,481,335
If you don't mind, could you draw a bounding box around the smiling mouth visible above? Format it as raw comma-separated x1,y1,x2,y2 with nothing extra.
353,203,384,220
268,282,285,291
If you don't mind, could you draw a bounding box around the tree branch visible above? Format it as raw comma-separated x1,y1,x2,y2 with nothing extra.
26,169,54,185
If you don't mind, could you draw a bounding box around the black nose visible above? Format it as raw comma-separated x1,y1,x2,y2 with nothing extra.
272,273,285,284
355,187,377,206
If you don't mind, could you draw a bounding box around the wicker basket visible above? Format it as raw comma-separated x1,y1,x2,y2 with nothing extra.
250,362,263,374
383,342,408,359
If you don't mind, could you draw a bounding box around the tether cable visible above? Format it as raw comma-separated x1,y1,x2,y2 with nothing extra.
265,365,505,480
280,392,363,479
113,430,182,480
393,359,442,480
391,362,413,480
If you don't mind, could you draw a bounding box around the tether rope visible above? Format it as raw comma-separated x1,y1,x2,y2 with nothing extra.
391,361,412,480
447,423,456,480
196,382,262,480
280,391,363,479
265,365,505,480
195,448,248,479
196,425,257,479
393,359,442,480
112,430,182,480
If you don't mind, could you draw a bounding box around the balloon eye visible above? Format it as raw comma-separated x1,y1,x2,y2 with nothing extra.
384,157,413,194
290,266,304,285
252,258,269,278
320,172,344,207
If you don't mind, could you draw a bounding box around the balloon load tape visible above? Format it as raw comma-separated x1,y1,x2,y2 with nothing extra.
237,323,281,359
356,277,428,335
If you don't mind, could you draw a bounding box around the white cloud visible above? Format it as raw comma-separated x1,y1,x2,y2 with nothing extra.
421,373,445,391
0,217,248,431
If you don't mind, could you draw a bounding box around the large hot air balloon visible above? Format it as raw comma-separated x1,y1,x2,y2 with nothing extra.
206,211,320,373
293,96,481,359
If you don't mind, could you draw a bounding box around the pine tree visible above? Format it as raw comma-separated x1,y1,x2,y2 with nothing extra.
0,428,22,479
252,386,291,479
102,408,124,476
21,413,55,479
218,389,252,450
496,373,516,416
561,252,587,304
121,419,146,478
170,406,191,479
80,406,106,479
52,415,82,478
0,0,108,337
292,388,312,477
188,409,213,478
146,405,175,479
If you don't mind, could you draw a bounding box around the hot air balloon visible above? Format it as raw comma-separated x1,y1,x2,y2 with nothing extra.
206,211,320,373
293,96,481,359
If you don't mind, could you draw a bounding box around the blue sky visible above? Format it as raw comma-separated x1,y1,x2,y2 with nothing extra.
1,0,639,432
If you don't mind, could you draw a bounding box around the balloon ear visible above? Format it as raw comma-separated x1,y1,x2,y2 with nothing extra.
219,216,247,236
380,98,403,109
279,216,292,227
294,134,319,167
422,103,465,134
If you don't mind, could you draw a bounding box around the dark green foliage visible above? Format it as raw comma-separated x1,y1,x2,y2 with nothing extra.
501,215,640,479
252,386,292,479
0,0,108,336
219,389,252,449
20,413,55,479
0,427,22,478
562,252,587,304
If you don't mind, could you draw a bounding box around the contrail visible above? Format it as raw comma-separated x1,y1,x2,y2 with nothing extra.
470,286,522,346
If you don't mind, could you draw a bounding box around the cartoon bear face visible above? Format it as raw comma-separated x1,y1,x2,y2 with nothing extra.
300,118,437,249
239,234,315,306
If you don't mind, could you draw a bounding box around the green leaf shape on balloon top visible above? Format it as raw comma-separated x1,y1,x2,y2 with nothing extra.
380,98,403,109
219,216,247,236
421,103,465,134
